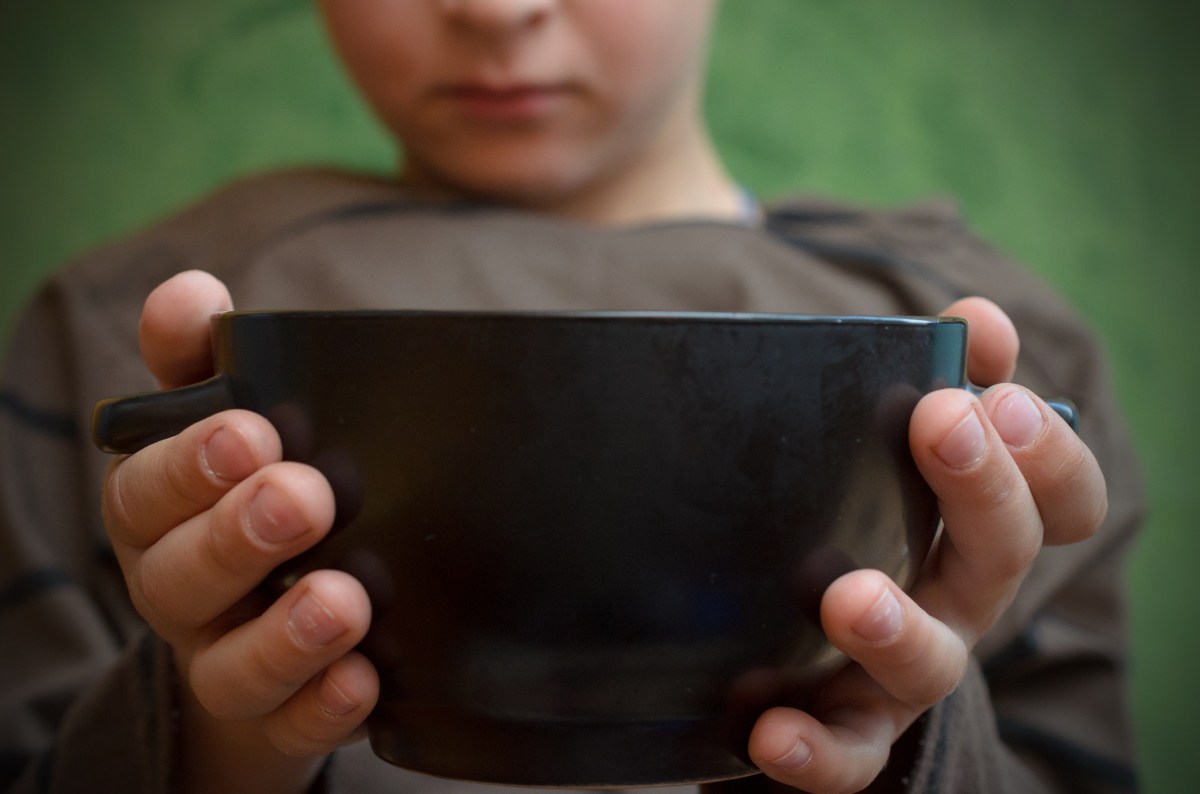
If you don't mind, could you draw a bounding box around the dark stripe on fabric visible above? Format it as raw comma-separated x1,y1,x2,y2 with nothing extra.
921,690,953,794
0,390,77,440
981,625,1040,679
272,198,415,238
0,568,78,615
766,231,968,304
234,197,412,265
261,197,488,252
136,629,159,782
766,207,873,225
997,717,1138,792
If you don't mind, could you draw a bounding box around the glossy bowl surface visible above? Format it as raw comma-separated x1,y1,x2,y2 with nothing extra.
94,310,967,787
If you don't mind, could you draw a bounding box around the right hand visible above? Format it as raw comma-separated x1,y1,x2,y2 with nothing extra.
100,271,379,794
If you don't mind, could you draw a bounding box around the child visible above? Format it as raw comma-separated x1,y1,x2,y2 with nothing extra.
0,2,1138,792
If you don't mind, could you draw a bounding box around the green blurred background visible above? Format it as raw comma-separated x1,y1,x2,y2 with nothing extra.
1,1,1195,789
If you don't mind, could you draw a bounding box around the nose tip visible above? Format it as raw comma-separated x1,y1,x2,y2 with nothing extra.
437,0,555,32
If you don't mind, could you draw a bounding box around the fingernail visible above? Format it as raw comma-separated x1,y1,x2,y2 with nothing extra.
288,591,346,648
767,738,812,771
993,390,1045,449
852,588,902,643
935,408,987,468
204,427,256,481
247,484,308,545
317,672,361,717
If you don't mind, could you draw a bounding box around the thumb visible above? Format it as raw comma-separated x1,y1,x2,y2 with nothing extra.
942,296,1019,387
138,270,234,389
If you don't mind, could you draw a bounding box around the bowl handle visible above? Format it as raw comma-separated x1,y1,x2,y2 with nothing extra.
92,375,236,454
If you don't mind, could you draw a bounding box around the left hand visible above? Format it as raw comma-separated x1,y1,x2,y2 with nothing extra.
743,297,1108,793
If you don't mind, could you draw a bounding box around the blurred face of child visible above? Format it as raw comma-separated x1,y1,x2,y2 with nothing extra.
317,0,718,209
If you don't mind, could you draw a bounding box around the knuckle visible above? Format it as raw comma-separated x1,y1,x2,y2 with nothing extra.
100,459,135,538
248,625,313,694
193,685,241,722
1030,443,1091,510
127,555,178,630
988,532,1042,583
187,654,242,721
952,485,1043,584
967,464,1021,515
194,645,292,722
267,729,316,759
131,553,207,633
1039,447,1109,542
265,706,336,759
1039,440,1089,489
876,623,968,710
902,642,967,708
103,454,174,550
102,428,227,548
124,564,160,626
267,670,370,759
162,438,218,513
203,496,262,578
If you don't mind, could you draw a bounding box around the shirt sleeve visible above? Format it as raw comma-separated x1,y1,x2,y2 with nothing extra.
0,286,177,793
894,228,1143,793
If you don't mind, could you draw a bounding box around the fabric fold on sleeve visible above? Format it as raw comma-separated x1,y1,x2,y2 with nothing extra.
40,629,177,794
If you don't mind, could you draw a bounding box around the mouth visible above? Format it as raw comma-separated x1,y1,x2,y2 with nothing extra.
436,82,574,123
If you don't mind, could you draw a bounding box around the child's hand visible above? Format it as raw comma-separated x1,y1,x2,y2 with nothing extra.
744,297,1108,793
100,271,378,794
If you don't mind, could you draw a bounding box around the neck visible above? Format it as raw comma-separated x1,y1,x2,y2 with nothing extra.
398,112,746,227
538,115,746,226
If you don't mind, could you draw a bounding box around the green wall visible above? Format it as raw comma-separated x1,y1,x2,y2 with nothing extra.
2,1,1196,790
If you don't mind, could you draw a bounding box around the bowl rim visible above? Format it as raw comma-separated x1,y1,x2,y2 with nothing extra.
215,309,965,327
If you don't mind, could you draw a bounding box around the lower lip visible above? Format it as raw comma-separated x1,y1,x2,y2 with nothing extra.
446,87,568,123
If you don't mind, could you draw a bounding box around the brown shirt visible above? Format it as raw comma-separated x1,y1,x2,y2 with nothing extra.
0,168,1143,793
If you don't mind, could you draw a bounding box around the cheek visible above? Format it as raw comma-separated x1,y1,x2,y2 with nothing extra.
581,3,712,113
319,1,429,117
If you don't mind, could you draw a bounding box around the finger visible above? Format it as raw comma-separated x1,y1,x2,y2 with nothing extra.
748,697,895,794
188,570,372,722
941,296,1019,387
980,384,1107,544
263,650,380,758
749,545,972,792
821,570,966,710
102,410,281,554
139,270,233,389
131,461,334,632
909,388,1043,638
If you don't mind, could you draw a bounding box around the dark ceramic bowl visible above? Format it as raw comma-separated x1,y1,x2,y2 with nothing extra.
94,310,970,787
